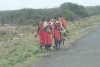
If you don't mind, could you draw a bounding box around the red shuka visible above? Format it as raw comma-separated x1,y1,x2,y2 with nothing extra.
61,17,67,36
53,28,60,41
44,21,52,45
45,31,52,45
38,23,45,46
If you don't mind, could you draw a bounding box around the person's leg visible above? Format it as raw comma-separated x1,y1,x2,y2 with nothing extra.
56,40,59,50
57,40,59,48
55,40,57,49
46,45,48,51
40,45,42,51
45,45,47,49
47,47,48,51
49,47,50,51
56,40,60,50
53,41,57,49
49,45,51,51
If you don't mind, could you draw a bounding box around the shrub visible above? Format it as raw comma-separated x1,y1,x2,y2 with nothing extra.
63,10,77,21
27,49,33,52
4,46,9,48
24,53,31,58
0,31,7,36
33,50,39,54
33,19,39,27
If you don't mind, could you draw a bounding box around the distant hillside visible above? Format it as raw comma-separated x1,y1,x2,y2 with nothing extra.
0,2,100,26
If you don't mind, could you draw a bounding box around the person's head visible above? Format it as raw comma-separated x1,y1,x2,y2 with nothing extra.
46,16,50,22
54,13,58,19
59,13,62,18
41,16,44,21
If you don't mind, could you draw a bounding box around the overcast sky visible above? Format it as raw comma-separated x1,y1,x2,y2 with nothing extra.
0,0,100,10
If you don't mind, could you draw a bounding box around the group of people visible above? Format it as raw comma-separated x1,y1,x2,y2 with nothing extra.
35,13,67,52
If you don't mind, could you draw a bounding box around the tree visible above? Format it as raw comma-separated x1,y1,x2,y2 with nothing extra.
63,10,77,21
60,2,90,18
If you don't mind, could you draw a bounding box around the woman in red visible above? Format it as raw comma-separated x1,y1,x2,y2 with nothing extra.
43,17,53,52
53,24,60,50
35,16,45,51
53,15,63,44
59,13,67,36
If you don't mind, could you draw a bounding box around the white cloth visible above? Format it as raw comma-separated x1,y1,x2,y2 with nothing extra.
55,21,60,23
55,20,61,23
49,21,53,26
43,21,48,27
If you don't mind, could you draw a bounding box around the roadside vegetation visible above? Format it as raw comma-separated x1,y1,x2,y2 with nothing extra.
0,2,100,67
0,15,100,67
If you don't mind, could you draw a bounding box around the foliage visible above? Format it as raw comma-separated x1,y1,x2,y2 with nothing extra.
60,2,90,18
1,2,99,25
63,10,77,21
0,31,7,36
0,15,100,67
86,6,100,16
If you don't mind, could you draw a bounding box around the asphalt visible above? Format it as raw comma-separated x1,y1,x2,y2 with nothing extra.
32,22,100,67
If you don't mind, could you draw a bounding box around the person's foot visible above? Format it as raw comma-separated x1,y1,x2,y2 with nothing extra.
57,48,59,50
53,46,56,49
60,40,62,43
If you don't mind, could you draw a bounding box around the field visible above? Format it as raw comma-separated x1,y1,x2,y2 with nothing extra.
0,15,100,67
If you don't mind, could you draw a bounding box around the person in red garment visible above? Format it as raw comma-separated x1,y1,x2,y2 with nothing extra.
59,13,67,37
53,15,63,44
53,24,60,50
35,16,45,51
43,17,53,52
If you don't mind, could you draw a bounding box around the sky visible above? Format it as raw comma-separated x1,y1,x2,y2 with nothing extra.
0,0,100,10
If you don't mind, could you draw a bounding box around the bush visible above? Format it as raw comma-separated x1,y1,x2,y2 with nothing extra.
24,53,31,58
12,32,17,35
4,46,9,48
27,49,33,52
63,10,77,21
33,50,39,54
33,19,40,27
0,31,7,36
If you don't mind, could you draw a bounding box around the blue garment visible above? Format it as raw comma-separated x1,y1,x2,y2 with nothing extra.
55,40,60,46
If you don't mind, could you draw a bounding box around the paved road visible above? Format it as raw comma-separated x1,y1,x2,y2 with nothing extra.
33,23,100,67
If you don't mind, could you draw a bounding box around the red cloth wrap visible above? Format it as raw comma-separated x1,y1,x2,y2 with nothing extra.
53,29,60,41
39,24,43,29
56,23,62,31
54,19,56,22
45,31,52,45
38,24,45,46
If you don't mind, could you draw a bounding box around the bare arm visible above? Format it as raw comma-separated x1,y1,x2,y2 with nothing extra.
35,26,39,38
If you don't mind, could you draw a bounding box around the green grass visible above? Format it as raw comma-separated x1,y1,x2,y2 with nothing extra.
67,16,100,36
0,15,100,67
0,26,47,67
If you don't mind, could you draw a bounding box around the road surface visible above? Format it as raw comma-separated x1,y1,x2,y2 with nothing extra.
33,22,100,67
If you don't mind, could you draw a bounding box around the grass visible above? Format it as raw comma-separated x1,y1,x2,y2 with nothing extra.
66,15,100,36
0,15,100,67
0,25,45,67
